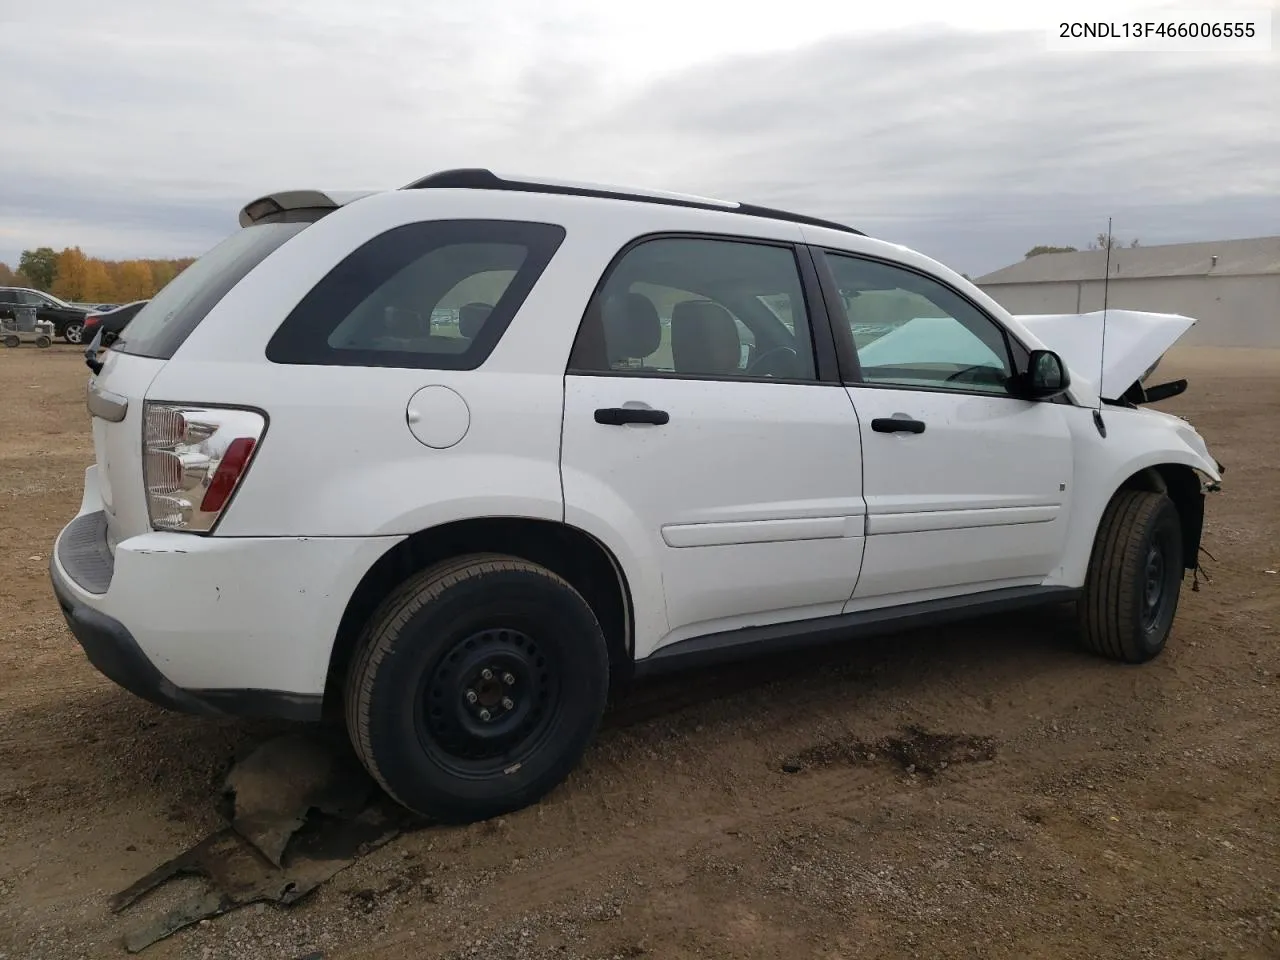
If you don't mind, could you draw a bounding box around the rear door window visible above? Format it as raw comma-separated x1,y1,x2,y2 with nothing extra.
113,220,315,359
568,236,817,381
266,220,566,370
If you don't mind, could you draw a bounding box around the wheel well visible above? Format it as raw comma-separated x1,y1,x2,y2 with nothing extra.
1118,464,1204,569
323,518,633,717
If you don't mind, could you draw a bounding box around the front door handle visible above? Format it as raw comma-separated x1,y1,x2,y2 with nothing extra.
871,416,925,434
595,407,669,426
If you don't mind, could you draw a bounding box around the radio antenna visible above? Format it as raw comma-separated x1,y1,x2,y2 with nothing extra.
1093,217,1113,436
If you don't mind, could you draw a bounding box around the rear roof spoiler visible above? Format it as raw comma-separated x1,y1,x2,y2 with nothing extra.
238,190,376,227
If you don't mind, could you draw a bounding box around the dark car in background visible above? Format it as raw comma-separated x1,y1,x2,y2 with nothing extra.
0,287,92,343
83,300,148,347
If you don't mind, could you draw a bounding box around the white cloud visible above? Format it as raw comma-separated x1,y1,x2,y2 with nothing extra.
0,0,1275,274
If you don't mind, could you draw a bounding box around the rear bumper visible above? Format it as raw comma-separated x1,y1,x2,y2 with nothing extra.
49,467,402,719
49,558,319,720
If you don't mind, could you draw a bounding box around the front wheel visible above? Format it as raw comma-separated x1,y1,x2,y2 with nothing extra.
345,553,610,822
35,335,52,348
1077,490,1184,663
2,335,18,348
63,322,84,344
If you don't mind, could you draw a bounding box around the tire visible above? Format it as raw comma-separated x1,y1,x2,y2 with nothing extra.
2,335,18,348
63,322,84,344
35,335,51,348
1077,490,1184,663
345,553,610,823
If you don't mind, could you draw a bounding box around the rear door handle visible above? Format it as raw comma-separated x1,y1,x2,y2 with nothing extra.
871,416,925,434
595,407,669,426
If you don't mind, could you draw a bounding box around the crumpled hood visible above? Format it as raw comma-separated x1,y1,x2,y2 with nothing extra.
1014,309,1196,401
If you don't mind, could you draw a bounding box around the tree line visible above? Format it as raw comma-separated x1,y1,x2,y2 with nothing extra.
0,246,194,304
1025,234,1141,259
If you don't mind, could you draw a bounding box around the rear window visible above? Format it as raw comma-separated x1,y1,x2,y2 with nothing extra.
112,220,312,359
265,219,566,370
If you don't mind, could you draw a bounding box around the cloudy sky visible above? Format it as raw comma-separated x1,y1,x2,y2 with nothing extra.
1,0,1276,276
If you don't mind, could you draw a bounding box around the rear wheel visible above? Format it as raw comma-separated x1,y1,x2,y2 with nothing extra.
2,335,18,348
1077,490,1184,663
35,335,51,348
345,553,610,822
63,322,84,344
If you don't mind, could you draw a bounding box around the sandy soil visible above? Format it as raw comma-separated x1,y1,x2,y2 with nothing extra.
1,344,1277,960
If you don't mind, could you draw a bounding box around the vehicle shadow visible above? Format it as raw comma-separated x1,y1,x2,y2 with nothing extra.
4,603,1087,819
605,602,1086,730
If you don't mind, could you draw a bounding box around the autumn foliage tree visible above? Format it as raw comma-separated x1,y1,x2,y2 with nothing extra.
51,247,91,301
0,261,34,288
82,259,114,301
1,247,195,303
116,261,155,302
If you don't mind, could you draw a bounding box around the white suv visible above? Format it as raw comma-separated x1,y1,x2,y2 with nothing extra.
52,169,1223,822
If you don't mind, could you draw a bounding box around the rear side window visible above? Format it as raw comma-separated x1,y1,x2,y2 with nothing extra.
568,236,818,382
266,219,566,369
113,220,313,359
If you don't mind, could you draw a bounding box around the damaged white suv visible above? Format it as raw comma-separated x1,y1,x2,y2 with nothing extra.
52,169,1222,822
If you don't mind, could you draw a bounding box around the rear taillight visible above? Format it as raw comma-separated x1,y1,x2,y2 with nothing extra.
85,314,100,328
142,403,266,533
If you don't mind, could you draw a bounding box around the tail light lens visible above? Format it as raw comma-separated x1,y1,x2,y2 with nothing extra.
85,314,101,328
142,403,266,533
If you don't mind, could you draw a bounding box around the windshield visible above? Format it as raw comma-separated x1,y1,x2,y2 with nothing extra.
113,220,313,360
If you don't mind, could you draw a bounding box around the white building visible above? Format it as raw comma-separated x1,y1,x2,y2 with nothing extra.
976,236,1280,348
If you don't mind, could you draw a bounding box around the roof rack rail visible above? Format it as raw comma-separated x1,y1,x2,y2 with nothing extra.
402,168,863,237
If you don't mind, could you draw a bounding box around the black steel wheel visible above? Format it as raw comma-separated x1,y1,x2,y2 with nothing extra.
346,554,609,822
417,626,561,776
1078,490,1184,663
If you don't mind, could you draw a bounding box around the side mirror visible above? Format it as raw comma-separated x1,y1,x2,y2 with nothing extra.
1010,349,1071,401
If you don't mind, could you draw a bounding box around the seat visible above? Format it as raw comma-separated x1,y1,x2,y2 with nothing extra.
602,292,661,367
670,300,742,376
458,302,492,339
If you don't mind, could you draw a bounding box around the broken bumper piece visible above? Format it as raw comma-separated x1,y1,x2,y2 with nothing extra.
111,731,408,953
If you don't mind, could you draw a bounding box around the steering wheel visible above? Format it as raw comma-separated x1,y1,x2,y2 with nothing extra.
746,346,799,378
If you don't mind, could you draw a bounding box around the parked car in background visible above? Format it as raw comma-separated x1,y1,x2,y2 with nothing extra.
0,287,92,343
84,300,149,347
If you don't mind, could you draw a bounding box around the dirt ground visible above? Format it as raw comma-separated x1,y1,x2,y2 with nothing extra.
1,344,1277,960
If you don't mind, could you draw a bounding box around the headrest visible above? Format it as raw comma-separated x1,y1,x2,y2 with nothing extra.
670,300,742,375
602,292,661,363
458,302,492,339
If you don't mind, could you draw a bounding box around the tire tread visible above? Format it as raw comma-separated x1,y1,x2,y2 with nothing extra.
1078,490,1176,662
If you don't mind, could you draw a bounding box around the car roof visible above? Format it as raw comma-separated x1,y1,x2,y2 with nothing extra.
238,168,865,239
